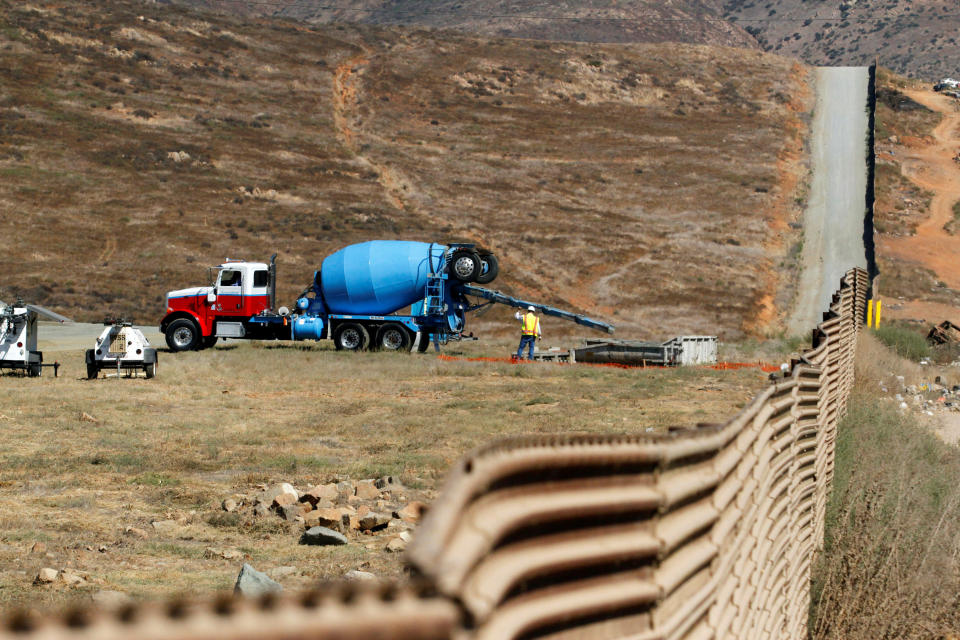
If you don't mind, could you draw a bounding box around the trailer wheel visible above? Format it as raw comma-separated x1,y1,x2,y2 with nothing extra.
377,324,412,352
449,249,481,282
85,349,98,379
166,318,200,352
144,349,158,379
475,252,499,285
333,323,369,352
28,363,41,378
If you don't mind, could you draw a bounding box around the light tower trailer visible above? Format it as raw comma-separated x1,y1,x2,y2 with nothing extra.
0,300,69,377
86,320,158,379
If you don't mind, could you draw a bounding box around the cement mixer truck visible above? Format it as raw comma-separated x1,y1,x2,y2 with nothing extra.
159,241,613,353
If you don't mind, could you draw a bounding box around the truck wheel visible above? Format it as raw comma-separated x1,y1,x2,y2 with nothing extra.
166,319,200,352
333,323,369,352
377,324,412,352
200,336,219,350
475,252,499,285
449,249,481,282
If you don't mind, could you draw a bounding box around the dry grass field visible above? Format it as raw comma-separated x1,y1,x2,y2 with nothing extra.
0,339,773,609
0,0,810,341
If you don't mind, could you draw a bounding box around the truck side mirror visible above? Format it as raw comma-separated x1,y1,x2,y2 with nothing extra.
207,293,217,303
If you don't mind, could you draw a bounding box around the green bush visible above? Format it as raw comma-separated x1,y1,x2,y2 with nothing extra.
872,325,931,361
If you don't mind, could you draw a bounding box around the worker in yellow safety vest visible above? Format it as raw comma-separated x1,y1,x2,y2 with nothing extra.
515,305,541,360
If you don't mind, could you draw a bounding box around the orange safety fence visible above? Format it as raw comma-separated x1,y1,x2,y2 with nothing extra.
436,353,782,373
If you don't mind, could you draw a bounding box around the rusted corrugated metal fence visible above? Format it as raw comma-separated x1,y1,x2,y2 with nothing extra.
0,268,869,640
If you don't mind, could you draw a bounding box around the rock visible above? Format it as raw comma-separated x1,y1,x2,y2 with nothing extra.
150,520,178,534
385,537,406,553
357,504,371,519
398,531,413,543
396,501,426,524
204,547,243,561
355,480,380,500
335,481,353,502
359,512,391,531
304,507,343,529
300,526,348,546
58,569,86,586
348,516,360,531
222,498,237,512
266,566,297,579
234,563,283,597
344,570,376,581
280,503,309,522
888,135,898,144
256,483,298,506
374,476,398,490
124,526,149,539
92,590,132,608
34,568,58,584
253,504,271,518
79,412,98,423
30,542,46,554
301,484,338,506
272,492,298,509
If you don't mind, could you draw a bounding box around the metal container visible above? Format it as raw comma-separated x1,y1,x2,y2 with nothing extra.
662,336,718,365
320,241,447,315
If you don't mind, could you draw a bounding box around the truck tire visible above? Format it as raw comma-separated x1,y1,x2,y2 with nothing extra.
377,324,412,352
85,349,98,380
199,336,219,350
333,323,369,352
166,318,200,352
475,252,499,285
449,249,481,282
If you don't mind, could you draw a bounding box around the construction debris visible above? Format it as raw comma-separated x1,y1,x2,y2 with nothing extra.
927,320,960,345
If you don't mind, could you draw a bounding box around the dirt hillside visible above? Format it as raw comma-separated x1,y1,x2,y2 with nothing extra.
873,71,960,324
175,0,759,49
0,0,809,340
725,0,960,79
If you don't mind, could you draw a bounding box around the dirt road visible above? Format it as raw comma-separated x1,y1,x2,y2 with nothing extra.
881,89,960,317
788,67,871,335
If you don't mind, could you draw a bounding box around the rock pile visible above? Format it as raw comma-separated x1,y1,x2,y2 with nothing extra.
223,477,427,553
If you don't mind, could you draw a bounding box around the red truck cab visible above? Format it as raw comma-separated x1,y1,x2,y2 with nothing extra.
160,258,276,351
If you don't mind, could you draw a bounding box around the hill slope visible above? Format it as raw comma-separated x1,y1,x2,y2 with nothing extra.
172,0,759,48
724,0,960,79
0,0,809,340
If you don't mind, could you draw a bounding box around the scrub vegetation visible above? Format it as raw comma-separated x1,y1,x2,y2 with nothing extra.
811,334,960,638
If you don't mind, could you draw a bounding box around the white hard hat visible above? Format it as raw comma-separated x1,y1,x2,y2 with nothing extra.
527,306,535,311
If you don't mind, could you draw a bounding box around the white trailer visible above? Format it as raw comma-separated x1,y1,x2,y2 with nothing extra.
86,321,158,379
0,300,69,377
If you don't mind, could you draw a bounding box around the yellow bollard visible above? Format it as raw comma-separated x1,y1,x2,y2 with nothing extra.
875,300,882,328
867,300,874,327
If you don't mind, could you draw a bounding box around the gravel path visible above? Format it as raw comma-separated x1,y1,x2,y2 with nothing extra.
37,322,163,352
788,67,871,334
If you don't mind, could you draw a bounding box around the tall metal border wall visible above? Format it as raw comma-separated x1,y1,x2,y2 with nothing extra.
0,268,869,640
